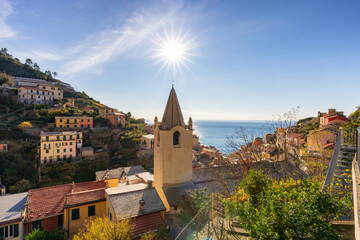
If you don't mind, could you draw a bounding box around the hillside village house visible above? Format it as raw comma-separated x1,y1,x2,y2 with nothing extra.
18,87,55,105
95,166,146,183
12,76,74,91
0,192,27,240
137,134,155,161
105,185,166,238
321,115,348,127
18,83,63,105
99,107,118,118
0,143,7,152
286,133,307,148
63,183,107,239
318,108,347,127
55,116,93,129
140,134,154,150
262,143,276,154
80,146,94,159
40,131,83,164
106,112,126,127
307,128,338,152
24,181,106,238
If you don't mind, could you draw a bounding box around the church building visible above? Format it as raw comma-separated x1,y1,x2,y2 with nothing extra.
153,87,195,211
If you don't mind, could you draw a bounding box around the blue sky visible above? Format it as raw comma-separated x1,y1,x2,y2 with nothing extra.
1,0,360,121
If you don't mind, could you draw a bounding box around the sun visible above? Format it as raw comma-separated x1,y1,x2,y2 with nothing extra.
154,28,195,77
161,40,185,64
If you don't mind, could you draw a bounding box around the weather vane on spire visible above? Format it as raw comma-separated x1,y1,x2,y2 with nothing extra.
172,78,174,88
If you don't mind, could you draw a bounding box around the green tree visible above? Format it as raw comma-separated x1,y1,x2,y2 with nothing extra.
0,72,13,86
10,179,32,193
0,48,8,55
176,188,211,225
225,172,349,240
239,169,272,204
25,58,33,66
25,228,63,240
33,63,40,71
44,70,52,78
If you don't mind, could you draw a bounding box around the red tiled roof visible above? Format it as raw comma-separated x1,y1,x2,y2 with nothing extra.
26,180,105,222
66,189,105,207
327,115,348,122
132,212,165,236
19,86,52,92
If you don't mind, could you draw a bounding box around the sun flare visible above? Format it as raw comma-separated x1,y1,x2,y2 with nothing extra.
161,40,185,64
154,28,196,77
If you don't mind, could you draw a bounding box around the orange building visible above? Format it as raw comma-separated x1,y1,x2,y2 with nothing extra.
106,113,126,127
55,116,93,129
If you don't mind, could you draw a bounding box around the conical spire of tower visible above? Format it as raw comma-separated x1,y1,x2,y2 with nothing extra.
161,87,185,130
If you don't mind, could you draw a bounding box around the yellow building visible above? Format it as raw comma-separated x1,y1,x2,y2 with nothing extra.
99,107,118,118
39,131,83,164
38,83,63,100
63,183,107,239
55,116,93,129
153,87,194,212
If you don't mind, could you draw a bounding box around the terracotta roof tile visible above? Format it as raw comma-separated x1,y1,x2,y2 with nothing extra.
66,189,105,207
26,181,105,222
132,212,165,236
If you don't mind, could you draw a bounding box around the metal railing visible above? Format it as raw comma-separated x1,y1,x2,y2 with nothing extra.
357,127,360,173
322,129,343,191
344,128,358,147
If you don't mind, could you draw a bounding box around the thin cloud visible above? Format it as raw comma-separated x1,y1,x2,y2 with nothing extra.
62,5,182,75
0,0,17,42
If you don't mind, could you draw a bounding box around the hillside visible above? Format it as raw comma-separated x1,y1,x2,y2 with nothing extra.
0,48,58,81
0,48,145,193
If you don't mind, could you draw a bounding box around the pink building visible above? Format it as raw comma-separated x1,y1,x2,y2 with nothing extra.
0,143,8,152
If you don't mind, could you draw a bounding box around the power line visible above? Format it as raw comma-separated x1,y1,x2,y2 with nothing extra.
0,104,33,118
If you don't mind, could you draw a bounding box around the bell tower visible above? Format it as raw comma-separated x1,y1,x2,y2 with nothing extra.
154,87,193,191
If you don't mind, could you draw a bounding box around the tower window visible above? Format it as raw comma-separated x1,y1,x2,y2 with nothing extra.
173,131,180,146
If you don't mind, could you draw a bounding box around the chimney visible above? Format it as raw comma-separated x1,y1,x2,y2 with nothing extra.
64,192,68,206
139,200,145,211
71,182,75,193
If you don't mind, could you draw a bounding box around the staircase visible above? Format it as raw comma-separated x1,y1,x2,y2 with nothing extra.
331,146,356,193
323,128,357,193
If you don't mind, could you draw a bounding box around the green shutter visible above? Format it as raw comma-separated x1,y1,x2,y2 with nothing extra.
13,224,19,238
0,227,4,240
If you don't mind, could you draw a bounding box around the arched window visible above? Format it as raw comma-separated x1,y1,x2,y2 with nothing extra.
173,131,180,146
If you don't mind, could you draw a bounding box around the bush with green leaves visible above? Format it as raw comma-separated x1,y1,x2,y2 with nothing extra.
10,179,32,193
176,188,211,227
225,171,350,240
25,228,63,240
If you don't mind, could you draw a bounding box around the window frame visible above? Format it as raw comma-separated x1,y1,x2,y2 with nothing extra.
71,208,80,221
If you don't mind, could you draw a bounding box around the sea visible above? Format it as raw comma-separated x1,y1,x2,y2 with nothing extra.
193,120,268,154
